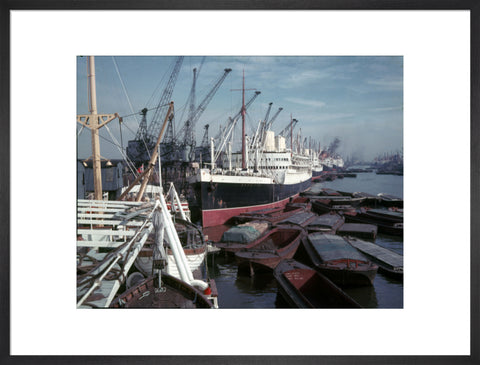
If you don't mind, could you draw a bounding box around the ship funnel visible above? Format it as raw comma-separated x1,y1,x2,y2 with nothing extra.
265,130,275,152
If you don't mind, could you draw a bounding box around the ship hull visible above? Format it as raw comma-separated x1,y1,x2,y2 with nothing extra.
312,167,324,181
191,171,312,227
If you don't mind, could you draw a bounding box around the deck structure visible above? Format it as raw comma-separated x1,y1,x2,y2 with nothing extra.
346,237,403,280
77,199,158,308
337,223,378,240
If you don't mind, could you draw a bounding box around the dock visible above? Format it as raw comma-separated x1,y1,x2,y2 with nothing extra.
346,237,403,280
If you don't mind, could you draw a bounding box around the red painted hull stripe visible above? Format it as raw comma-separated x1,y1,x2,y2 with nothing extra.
201,194,299,227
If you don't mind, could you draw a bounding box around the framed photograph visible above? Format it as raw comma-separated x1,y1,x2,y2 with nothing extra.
5,2,476,364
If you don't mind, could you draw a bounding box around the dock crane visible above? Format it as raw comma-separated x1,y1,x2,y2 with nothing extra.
126,56,184,164
176,68,232,162
254,105,284,149
278,118,297,138
188,68,198,124
194,124,211,164
263,102,273,131
252,102,272,148
187,57,205,122
278,117,298,151
266,107,283,131
201,124,210,148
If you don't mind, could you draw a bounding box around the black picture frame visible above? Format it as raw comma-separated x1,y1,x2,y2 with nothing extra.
2,1,478,364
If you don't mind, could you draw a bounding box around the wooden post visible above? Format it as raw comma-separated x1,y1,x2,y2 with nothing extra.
136,102,174,201
77,56,118,200
118,102,174,201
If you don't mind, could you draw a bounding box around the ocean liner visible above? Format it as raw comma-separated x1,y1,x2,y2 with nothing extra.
188,74,312,227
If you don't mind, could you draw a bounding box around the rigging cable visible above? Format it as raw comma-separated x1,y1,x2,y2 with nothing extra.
145,58,170,109
77,124,85,138
119,103,170,120
111,56,151,161
94,132,139,179
104,124,138,177
111,57,139,125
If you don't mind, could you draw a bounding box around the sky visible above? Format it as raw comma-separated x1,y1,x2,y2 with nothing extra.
77,56,403,162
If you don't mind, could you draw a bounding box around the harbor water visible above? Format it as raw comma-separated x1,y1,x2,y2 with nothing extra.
206,171,404,309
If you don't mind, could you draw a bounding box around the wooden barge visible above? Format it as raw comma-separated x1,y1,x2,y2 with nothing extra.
235,227,305,275
343,208,403,236
377,193,403,208
305,213,345,234
337,223,378,240
301,233,378,287
274,259,362,308
276,211,317,228
345,237,403,281
311,199,357,215
215,221,271,254
232,205,306,225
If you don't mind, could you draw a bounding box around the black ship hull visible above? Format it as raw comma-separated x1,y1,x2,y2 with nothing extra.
191,176,312,227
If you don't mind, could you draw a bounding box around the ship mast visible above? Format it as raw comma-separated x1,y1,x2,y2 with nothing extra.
230,69,255,170
77,56,119,200
241,70,246,170
290,114,293,154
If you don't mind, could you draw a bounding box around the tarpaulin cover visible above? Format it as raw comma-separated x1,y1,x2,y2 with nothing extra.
308,233,367,262
309,214,342,228
279,212,315,226
221,221,269,243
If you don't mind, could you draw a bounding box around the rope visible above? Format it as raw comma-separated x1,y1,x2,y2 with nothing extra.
111,56,139,124
103,123,138,176
111,57,152,161
119,103,170,120
77,124,85,138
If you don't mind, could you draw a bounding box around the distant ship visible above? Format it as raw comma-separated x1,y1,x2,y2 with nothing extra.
320,155,344,171
311,151,324,179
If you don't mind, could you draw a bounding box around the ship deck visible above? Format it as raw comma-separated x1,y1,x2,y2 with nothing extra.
77,199,157,308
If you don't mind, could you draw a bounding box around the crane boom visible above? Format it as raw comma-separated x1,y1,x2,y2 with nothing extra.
201,124,210,147
187,68,231,133
147,57,184,143
188,68,198,122
279,118,298,137
263,102,273,128
127,56,183,163
256,102,273,147
176,68,231,161
214,90,261,141
278,118,298,151
266,107,283,130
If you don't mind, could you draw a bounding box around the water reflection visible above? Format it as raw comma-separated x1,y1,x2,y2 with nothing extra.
235,272,277,294
373,273,404,308
343,284,378,308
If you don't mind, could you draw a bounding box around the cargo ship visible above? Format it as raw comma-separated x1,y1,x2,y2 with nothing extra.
320,155,345,171
189,150,312,227
188,73,312,227
311,151,324,179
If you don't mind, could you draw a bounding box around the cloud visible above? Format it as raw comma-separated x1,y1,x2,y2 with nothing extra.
367,77,403,90
284,97,326,108
371,106,403,112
